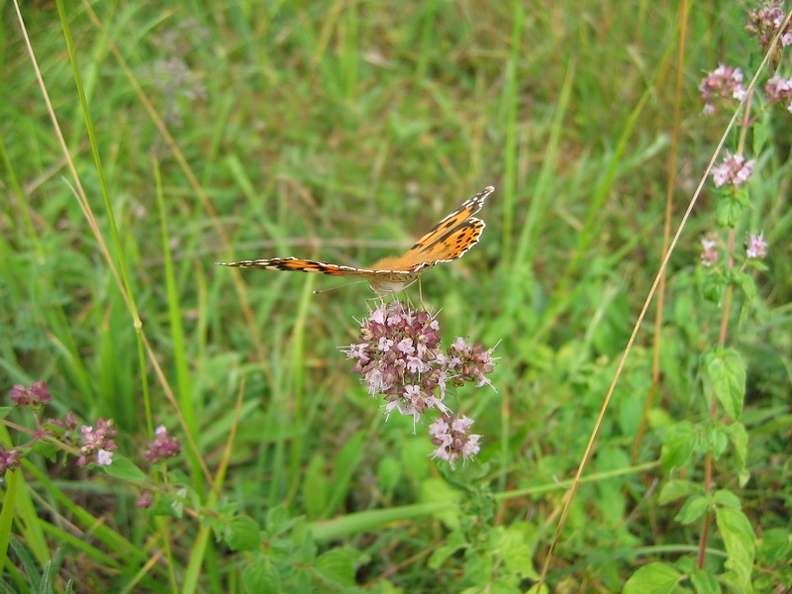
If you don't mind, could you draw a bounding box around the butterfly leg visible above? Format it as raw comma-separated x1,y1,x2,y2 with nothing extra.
365,295,387,311
417,278,427,310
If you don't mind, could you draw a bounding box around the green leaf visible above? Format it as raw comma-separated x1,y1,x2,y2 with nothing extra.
623,562,682,593
291,522,317,565
712,489,741,510
290,568,312,592
702,424,728,459
756,528,792,565
29,440,59,461
429,530,468,569
658,479,697,504
704,348,745,419
225,515,262,551
723,423,749,485
732,270,757,301
702,271,728,304
99,454,147,482
9,538,41,591
690,568,721,594
420,478,461,530
266,505,296,536
314,548,357,587
716,507,755,592
660,421,698,473
149,488,186,519
753,112,771,154
243,558,281,594
461,580,522,594
38,560,53,594
463,544,493,584
0,471,18,578
492,523,540,581
715,195,744,228
0,407,13,420
675,494,709,525
302,453,328,520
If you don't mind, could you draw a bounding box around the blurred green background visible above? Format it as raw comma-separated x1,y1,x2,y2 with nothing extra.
2,0,791,591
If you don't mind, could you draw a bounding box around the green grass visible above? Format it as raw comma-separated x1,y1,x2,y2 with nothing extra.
2,0,792,592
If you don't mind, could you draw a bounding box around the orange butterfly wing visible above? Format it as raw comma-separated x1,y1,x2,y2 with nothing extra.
219,186,494,295
373,185,492,269
219,257,378,278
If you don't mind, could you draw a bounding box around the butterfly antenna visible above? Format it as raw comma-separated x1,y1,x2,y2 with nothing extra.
312,280,366,295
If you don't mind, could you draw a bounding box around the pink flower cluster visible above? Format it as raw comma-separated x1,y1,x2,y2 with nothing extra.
711,152,755,188
343,302,495,465
429,415,481,467
700,232,769,267
0,448,21,474
9,381,52,408
764,76,792,112
745,232,769,259
700,236,720,267
77,418,118,467
143,425,182,464
5,381,120,474
746,1,792,51
699,65,746,114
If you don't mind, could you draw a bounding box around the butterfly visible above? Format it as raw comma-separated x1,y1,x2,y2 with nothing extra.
219,185,494,296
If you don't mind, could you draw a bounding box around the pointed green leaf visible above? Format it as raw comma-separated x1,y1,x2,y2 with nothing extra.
690,568,720,594
225,515,261,551
243,558,281,594
712,489,740,510
99,454,147,482
724,423,749,485
715,195,744,228
675,494,709,524
624,562,682,593
429,529,468,569
705,348,745,419
660,421,697,472
658,479,697,504
314,547,357,587
756,528,792,565
716,507,755,592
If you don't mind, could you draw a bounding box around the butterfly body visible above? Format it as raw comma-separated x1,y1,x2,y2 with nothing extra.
220,186,494,296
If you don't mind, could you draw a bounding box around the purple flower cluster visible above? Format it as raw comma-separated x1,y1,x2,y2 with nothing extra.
700,236,720,267
5,381,122,473
711,152,755,188
342,303,495,453
699,8,792,116
764,76,792,112
448,337,496,389
0,447,21,475
745,0,792,51
77,418,118,467
429,415,481,467
745,232,769,259
143,425,181,464
136,491,154,508
9,381,52,408
700,232,769,268
699,65,746,114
